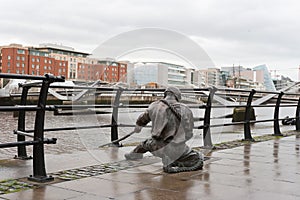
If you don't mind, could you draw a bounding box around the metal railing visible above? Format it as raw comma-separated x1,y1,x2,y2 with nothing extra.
1,73,300,182
0,73,65,182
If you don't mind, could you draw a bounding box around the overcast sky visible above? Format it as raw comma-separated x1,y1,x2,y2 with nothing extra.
1,0,300,80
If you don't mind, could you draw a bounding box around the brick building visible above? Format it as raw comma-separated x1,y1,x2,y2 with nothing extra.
77,60,127,82
0,43,127,83
0,44,68,77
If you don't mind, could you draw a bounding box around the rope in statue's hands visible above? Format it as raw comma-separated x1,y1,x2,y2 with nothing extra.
98,130,136,148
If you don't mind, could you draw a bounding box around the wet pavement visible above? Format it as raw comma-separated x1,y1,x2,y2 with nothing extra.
0,134,299,199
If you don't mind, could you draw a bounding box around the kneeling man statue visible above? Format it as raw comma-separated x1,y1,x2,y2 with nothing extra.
125,87,204,173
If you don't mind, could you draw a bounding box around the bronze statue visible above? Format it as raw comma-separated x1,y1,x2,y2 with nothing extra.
125,86,203,173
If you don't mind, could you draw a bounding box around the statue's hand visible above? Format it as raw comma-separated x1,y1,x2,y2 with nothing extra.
134,125,143,133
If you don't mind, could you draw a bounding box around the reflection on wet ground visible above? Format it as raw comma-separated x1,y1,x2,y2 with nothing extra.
0,134,299,199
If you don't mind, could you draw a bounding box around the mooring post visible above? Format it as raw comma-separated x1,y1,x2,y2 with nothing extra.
273,92,284,136
295,97,300,131
110,88,123,146
244,89,256,141
203,87,216,148
16,85,31,159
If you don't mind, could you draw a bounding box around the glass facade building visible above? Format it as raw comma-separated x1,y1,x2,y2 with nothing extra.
253,64,276,91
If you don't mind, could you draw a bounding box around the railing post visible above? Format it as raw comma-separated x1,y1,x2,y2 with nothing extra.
15,85,32,159
273,92,284,136
296,97,300,131
28,74,55,182
203,87,216,148
244,89,256,141
110,88,123,146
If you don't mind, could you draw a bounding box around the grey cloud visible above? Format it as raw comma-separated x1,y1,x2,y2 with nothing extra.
1,0,300,79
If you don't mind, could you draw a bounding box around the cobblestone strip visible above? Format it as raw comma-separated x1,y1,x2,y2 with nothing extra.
0,179,34,195
51,156,160,181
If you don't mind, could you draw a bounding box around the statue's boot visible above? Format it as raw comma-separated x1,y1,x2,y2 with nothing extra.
163,150,204,173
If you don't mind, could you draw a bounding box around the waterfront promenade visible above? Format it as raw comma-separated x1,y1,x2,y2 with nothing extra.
0,132,299,200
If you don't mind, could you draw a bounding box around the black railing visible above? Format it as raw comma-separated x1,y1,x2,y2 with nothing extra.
0,73,64,182
1,73,300,182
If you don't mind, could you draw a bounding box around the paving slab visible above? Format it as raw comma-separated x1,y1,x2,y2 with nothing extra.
0,135,300,200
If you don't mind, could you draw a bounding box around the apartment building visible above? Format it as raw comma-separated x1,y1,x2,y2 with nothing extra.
77,59,127,83
0,44,68,77
0,43,127,83
194,68,221,87
36,43,90,80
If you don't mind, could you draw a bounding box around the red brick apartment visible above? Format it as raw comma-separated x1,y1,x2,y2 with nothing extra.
77,61,127,82
0,44,68,78
0,44,127,83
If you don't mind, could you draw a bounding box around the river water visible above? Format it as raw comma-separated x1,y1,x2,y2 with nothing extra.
0,106,297,159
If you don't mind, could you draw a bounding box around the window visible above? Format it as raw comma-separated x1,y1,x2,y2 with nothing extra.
17,49,25,54
16,69,20,74
21,57,25,61
17,56,20,60
44,66,47,70
32,58,35,62
36,65,39,69
48,66,51,70
59,62,62,66
36,58,40,62
7,55,11,60
49,60,52,64
32,64,35,68
16,63,20,67
21,63,25,68
7,62,10,67
32,71,34,75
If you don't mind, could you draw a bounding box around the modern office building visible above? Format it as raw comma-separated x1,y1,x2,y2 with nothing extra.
133,62,193,88
221,65,267,90
253,64,276,91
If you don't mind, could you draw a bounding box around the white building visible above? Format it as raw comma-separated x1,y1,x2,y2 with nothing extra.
133,62,194,88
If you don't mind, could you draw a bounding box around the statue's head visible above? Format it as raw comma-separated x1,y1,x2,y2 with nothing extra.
164,86,181,101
